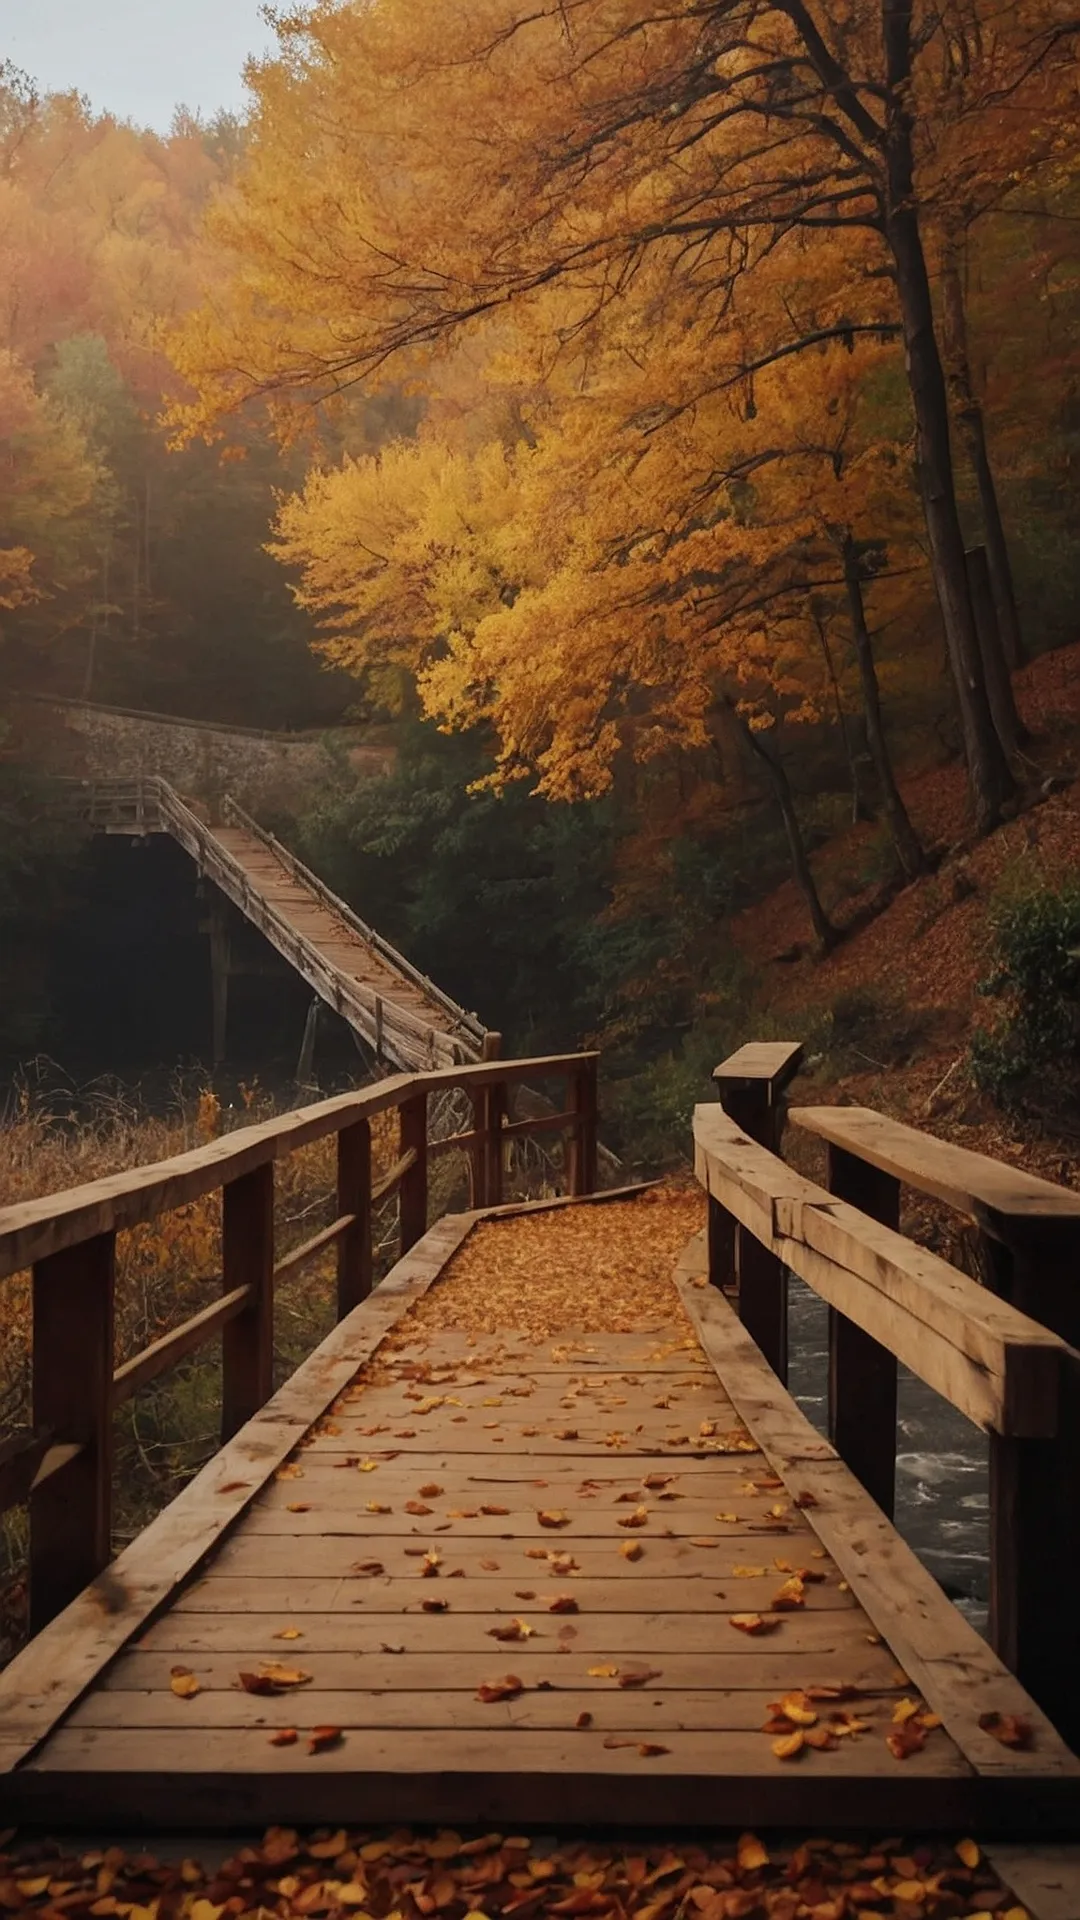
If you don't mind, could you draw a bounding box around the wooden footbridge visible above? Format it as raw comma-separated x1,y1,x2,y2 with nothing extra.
2,1044,1080,1907
70,776,487,1071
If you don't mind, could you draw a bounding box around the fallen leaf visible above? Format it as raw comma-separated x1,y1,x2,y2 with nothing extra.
587,1663,620,1678
737,1835,769,1872
238,1663,312,1694
620,1541,644,1562
405,1500,433,1516
286,1502,311,1513
273,1627,304,1640
617,1505,649,1529
714,1512,739,1524
358,1461,379,1473
779,1692,817,1727
217,1480,250,1494
538,1510,570,1528
637,1742,671,1756
268,1728,298,1746
549,1595,579,1613
956,1840,980,1870
772,1575,806,1611
794,1490,818,1508
421,1598,449,1613
978,1710,1034,1749
619,1668,662,1688
772,1731,805,1760
732,1565,768,1579
169,1665,201,1699
380,1643,405,1654
307,1725,343,1753
480,1504,510,1516
892,1697,921,1724
688,1538,718,1548
730,1614,780,1636
353,1561,386,1578
366,1501,393,1515
887,1722,928,1760
487,1618,536,1642
418,1483,443,1498
477,1675,525,1702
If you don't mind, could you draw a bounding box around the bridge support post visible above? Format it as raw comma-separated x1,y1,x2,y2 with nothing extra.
221,1163,275,1441
30,1232,115,1632
568,1056,599,1197
712,1043,803,1382
337,1118,372,1316
825,1145,900,1518
399,1093,429,1254
474,1033,504,1207
985,1228,1080,1750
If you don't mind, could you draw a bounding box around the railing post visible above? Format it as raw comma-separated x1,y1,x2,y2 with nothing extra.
398,1091,429,1253
712,1043,803,1381
825,1144,900,1518
567,1056,599,1197
336,1118,372,1316
475,1033,504,1208
221,1161,275,1441
986,1226,1080,1748
30,1232,115,1632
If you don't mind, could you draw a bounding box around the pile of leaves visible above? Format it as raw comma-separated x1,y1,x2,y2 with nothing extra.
383,1191,704,1345
0,1827,1027,1920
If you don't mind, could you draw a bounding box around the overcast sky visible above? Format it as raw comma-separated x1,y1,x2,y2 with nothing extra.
2,0,277,132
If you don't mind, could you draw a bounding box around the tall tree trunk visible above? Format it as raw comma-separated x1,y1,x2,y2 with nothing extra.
965,543,1026,760
881,0,1015,832
731,703,839,954
842,539,927,880
941,238,1025,668
813,606,869,823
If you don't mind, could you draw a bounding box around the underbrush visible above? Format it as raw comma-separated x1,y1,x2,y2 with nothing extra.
969,872,1080,1120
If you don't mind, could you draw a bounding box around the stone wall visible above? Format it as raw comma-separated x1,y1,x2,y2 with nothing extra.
14,697,395,815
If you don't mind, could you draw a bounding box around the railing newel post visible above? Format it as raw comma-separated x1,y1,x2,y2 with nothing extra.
336,1118,372,1316
30,1231,116,1632
568,1055,599,1197
824,1143,900,1518
711,1042,803,1381
221,1160,275,1441
474,1033,504,1208
398,1090,429,1253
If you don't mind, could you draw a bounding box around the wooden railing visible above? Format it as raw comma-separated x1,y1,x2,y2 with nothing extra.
0,1049,599,1633
697,1042,1080,1747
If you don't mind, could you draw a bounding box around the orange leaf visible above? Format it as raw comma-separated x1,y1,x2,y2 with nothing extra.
637,1743,670,1757
405,1500,432,1516
538,1510,570,1528
487,1617,535,1642
549,1595,579,1613
772,1731,805,1760
268,1728,298,1746
477,1675,525,1702
978,1710,1034,1749
307,1725,343,1753
619,1667,662,1688
169,1666,200,1699
730,1614,780,1636
480,1504,509,1516
620,1541,644,1562
576,1711,593,1729
617,1506,649,1529
421,1598,449,1613
737,1835,769,1872
418,1483,443,1498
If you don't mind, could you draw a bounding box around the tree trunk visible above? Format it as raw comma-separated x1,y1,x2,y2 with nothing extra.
965,544,1026,761
881,0,1015,832
732,705,840,953
842,543,928,880
814,607,870,823
941,240,1025,668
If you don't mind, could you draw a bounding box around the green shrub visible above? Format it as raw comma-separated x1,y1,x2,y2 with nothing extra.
969,878,1080,1111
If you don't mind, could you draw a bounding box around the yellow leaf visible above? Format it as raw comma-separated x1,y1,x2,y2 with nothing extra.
587,1663,620,1678
736,1835,769,1872
169,1666,201,1699
955,1840,980,1869
732,1565,767,1578
771,1730,805,1760
620,1540,644,1561
892,1697,921,1723
358,1460,378,1473
274,1626,303,1640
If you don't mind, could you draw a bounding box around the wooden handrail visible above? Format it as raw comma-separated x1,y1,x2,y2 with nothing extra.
1,1049,600,1633
700,1045,1080,1750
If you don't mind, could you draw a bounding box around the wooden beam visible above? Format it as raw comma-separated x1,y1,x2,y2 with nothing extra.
30,1233,115,1633
371,1145,418,1206
221,1164,274,1443
693,1104,1065,1438
0,1053,598,1280
0,1431,82,1516
111,1285,250,1408
568,1055,599,1197
335,1119,372,1317
398,1092,428,1254
825,1144,900,1519
273,1213,356,1286
711,1048,802,1380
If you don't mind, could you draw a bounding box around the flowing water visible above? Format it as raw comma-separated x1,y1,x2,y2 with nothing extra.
786,1277,990,1631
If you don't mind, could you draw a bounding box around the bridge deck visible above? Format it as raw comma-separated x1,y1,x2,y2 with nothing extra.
3,1193,1077,1830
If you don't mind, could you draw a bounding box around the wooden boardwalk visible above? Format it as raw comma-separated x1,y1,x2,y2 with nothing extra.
4,1194,1077,1833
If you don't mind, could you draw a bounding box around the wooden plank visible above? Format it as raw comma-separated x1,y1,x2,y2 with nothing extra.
0,1211,477,1775
693,1103,1064,1436
64,1687,900,1733
985,1845,1080,1920
568,1056,599,1196
112,1284,250,1408
30,1232,115,1633
221,1162,275,1442
677,1268,1080,1787
0,1430,81,1515
790,1104,1080,1238
713,1041,805,1088
273,1213,354,1286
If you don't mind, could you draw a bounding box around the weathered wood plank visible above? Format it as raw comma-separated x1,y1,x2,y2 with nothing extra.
30,1233,115,1632
677,1266,1080,1786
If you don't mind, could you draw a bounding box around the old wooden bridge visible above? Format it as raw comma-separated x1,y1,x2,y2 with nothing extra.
2,1042,1080,1908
